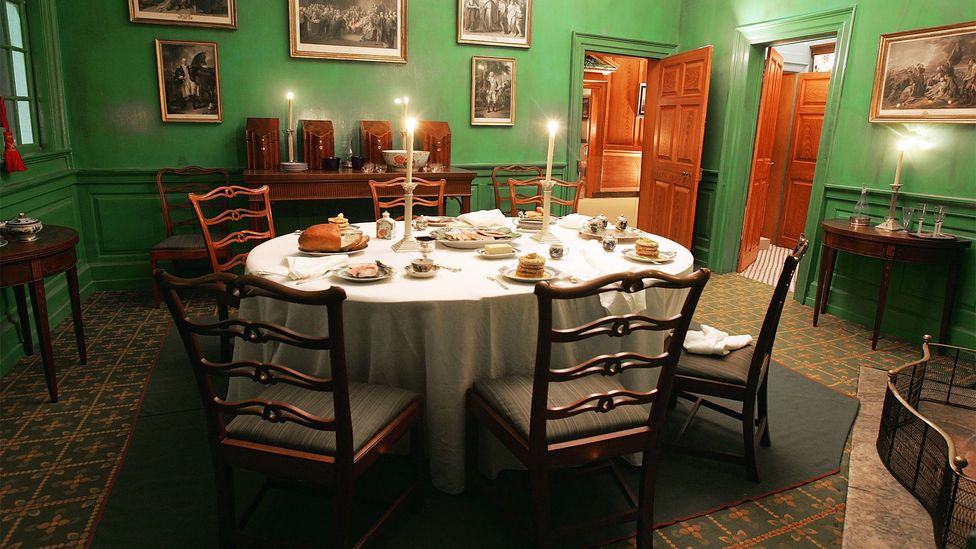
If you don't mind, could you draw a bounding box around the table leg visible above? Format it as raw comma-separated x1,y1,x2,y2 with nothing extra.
939,256,962,345
813,245,836,327
461,195,471,214
28,280,58,402
12,285,33,355
66,266,87,364
820,246,837,314
871,260,894,351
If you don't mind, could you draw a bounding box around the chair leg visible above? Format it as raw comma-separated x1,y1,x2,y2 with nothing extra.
465,400,480,493
333,475,354,549
217,303,232,363
743,399,760,483
150,256,161,309
758,378,771,447
409,421,425,511
213,463,236,549
636,455,657,549
530,465,551,549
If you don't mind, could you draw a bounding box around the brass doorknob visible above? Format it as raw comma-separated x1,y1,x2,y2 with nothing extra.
681,171,691,176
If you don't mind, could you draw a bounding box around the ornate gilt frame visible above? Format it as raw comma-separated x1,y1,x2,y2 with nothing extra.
470,56,517,126
288,0,408,63
155,39,222,123
457,0,532,49
129,0,237,29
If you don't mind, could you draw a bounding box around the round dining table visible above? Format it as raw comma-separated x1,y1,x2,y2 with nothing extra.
234,218,695,494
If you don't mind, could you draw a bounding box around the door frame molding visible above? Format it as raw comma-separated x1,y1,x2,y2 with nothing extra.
567,33,676,185
709,7,856,303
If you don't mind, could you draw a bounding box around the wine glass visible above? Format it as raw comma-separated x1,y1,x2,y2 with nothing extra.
417,236,436,259
934,206,946,236
901,206,915,230
916,203,928,235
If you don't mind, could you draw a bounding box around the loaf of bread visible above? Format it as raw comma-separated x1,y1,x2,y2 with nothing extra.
298,224,370,252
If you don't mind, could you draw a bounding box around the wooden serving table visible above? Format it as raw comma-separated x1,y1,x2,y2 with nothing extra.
813,219,971,350
242,167,476,213
0,226,87,402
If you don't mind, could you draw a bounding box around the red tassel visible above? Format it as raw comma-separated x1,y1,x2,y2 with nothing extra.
0,97,26,172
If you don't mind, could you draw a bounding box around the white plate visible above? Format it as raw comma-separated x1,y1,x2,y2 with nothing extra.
621,249,677,264
476,247,521,259
404,265,439,278
431,227,520,249
499,265,561,282
298,247,366,257
335,264,395,282
426,216,457,227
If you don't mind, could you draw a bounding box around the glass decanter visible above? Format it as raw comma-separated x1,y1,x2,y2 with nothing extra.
849,185,870,227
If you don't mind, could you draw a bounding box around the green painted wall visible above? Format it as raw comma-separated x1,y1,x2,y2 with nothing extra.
59,0,682,169
679,0,976,346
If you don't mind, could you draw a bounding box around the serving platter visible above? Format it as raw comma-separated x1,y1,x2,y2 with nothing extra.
426,216,457,227
335,263,395,282
498,265,560,282
909,231,956,240
621,249,677,264
298,247,367,257
431,227,520,249
577,224,644,241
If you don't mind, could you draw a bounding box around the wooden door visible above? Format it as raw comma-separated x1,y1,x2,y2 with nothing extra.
583,80,609,197
737,47,785,271
760,72,799,243
778,72,830,249
636,46,712,249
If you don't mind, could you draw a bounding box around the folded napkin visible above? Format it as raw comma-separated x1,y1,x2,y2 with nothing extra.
458,209,507,227
683,324,753,356
558,213,589,229
252,255,348,280
577,240,645,315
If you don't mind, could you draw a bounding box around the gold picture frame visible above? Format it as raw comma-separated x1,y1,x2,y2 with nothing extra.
869,21,976,123
129,0,237,29
457,0,532,48
155,39,222,123
471,56,516,126
288,0,407,63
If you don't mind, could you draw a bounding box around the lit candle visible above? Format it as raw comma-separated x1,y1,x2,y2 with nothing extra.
405,117,416,184
893,149,904,188
395,96,410,148
286,91,295,163
545,120,558,183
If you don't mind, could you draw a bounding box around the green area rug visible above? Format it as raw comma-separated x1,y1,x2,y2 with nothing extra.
91,324,858,547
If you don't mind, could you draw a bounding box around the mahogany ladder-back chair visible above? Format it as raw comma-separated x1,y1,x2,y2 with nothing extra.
368,177,447,221
507,177,584,217
491,165,542,214
467,268,711,548
150,166,231,308
188,185,276,275
670,236,809,482
155,270,423,548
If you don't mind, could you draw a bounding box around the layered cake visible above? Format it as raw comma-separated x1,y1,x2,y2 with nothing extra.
635,237,660,258
516,253,547,278
328,213,350,231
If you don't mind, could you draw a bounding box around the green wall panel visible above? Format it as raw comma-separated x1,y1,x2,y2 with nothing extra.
57,0,683,170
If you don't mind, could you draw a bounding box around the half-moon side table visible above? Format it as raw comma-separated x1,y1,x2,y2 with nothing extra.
0,225,86,402
813,219,971,350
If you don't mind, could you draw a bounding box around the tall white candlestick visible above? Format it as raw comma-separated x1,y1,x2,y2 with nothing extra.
893,149,904,188
286,92,295,163
392,117,420,252
545,122,556,182
534,120,561,243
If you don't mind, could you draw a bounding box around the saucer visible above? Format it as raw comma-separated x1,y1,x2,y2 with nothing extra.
405,264,439,278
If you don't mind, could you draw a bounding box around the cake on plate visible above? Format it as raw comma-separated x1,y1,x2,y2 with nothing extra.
635,237,660,258
328,213,350,231
516,253,546,278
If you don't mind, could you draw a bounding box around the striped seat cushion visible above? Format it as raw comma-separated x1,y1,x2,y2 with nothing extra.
225,382,418,455
474,375,651,443
152,233,206,250
676,347,753,385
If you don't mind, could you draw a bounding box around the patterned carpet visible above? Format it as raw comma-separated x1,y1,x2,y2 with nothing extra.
0,274,925,548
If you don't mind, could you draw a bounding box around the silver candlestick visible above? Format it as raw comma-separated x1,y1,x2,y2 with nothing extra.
875,182,904,231
392,179,420,252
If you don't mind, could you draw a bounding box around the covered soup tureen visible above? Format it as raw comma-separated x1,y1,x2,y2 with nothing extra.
0,213,44,242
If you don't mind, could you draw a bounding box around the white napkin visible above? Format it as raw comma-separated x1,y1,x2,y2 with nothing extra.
558,213,589,229
683,324,753,356
458,209,507,227
577,240,645,315
252,255,348,280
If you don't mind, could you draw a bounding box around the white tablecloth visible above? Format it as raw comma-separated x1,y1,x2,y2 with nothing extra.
232,220,694,493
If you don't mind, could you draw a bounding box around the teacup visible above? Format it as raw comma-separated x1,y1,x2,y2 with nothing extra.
322,157,341,171
549,243,566,259
413,215,429,231
411,258,436,273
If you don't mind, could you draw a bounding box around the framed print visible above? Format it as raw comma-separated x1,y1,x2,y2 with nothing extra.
155,40,222,123
637,83,647,117
869,21,976,123
458,0,532,49
129,0,237,29
289,0,407,63
471,56,516,126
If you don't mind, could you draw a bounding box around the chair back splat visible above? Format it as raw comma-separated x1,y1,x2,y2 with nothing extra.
491,165,543,213
155,270,422,548
508,177,583,218
369,177,446,221
188,185,276,274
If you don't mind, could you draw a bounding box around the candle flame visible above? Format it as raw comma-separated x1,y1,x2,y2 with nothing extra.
395,97,402,104
395,96,410,105
405,117,417,133
286,92,294,100
897,137,932,151
547,120,559,136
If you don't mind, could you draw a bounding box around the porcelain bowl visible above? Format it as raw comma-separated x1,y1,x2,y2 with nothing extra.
382,149,430,171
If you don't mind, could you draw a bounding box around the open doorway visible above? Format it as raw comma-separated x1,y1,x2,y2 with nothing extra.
580,52,647,198
738,37,836,282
